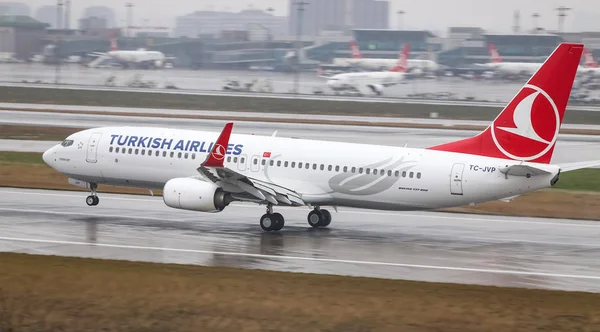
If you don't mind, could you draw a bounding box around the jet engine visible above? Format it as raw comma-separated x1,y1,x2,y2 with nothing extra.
367,84,384,95
163,178,234,212
154,59,164,68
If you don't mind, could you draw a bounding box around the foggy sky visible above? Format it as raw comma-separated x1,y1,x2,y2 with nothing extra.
24,0,600,34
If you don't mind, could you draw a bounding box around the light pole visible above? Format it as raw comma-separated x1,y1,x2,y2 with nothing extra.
293,0,308,94
555,6,572,32
126,2,133,37
531,12,540,33
265,7,275,70
55,0,63,85
396,10,405,30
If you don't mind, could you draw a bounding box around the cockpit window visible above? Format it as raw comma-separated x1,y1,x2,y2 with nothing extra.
61,140,74,147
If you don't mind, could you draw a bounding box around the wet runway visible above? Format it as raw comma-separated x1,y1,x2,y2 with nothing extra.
1,188,600,292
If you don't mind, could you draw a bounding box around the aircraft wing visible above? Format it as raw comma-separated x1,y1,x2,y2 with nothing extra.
558,160,600,172
195,122,305,207
499,163,552,177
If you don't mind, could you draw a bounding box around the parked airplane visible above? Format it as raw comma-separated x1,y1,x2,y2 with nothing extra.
320,44,409,96
333,40,439,72
579,48,600,76
87,37,174,69
43,43,599,232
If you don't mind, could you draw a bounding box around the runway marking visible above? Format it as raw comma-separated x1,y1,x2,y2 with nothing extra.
1,188,600,228
1,236,600,281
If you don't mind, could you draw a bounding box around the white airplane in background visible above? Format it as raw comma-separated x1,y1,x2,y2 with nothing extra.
333,40,439,72
87,37,174,69
579,48,600,76
320,44,409,96
43,43,600,232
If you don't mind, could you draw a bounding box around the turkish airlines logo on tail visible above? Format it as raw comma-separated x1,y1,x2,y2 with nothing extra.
350,41,362,59
491,84,560,161
211,144,226,161
488,44,502,63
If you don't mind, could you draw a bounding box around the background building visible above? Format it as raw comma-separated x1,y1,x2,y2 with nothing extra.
0,15,48,59
82,6,116,28
175,9,286,39
0,2,29,16
34,5,58,28
288,0,389,37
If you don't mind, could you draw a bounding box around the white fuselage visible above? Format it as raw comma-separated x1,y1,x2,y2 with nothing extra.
43,127,558,211
480,62,599,77
107,50,165,65
326,71,405,94
334,58,438,72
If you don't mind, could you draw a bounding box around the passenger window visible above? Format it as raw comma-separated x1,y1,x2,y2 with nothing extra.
148,150,152,156
320,164,324,170
387,170,392,176
395,171,399,177
284,161,288,167
234,157,238,163
261,159,266,166
184,153,188,159
141,149,145,156
343,166,348,172
313,164,317,170
162,151,167,157
335,166,340,172
359,168,363,174
417,172,421,179
115,147,120,153
241,158,245,163
402,171,407,177
366,168,370,174
109,147,113,152
291,162,295,168
192,154,196,159
227,156,232,162
128,148,133,154
352,167,356,173
270,160,274,166
381,170,385,176
254,158,258,165
373,168,377,174
297,162,302,168
306,163,310,169
409,172,414,178
277,161,281,167
155,151,159,156
328,165,332,171
135,149,139,155
170,152,174,158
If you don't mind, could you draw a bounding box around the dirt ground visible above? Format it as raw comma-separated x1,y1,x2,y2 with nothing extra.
1,252,599,332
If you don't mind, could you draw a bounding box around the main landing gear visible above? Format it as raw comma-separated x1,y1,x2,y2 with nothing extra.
85,183,99,206
259,204,332,232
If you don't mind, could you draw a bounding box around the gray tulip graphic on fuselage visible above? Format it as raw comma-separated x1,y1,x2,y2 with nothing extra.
328,156,417,196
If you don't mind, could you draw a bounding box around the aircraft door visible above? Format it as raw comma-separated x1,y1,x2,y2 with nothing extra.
86,132,102,163
450,163,465,195
250,155,260,172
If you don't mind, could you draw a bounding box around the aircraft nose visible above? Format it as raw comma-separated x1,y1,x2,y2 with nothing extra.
42,146,54,165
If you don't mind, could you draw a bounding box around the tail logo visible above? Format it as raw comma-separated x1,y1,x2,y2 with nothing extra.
491,84,560,161
211,144,226,161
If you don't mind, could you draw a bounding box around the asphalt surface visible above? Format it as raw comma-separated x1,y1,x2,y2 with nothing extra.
0,63,529,101
1,188,599,292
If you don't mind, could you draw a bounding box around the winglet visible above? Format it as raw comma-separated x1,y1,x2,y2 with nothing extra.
201,122,233,168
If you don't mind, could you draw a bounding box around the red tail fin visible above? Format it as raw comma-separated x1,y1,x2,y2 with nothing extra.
390,43,410,73
110,37,118,51
350,40,363,59
488,44,502,63
583,48,599,68
428,43,583,164
202,122,233,168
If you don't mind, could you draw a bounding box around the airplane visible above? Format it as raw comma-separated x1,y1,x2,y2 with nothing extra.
579,48,600,76
320,44,409,96
87,37,174,69
478,44,598,78
332,40,439,73
42,43,600,232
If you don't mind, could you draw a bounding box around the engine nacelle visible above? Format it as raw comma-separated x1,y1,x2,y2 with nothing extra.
154,59,164,68
163,178,232,213
367,84,384,95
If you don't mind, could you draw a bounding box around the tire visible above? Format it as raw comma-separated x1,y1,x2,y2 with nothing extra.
93,196,99,206
86,196,95,206
319,209,331,227
307,210,323,228
260,213,274,231
272,213,285,231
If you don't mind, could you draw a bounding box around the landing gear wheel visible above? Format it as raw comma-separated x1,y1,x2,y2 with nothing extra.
272,213,285,231
260,213,276,231
86,195,99,206
319,209,331,227
307,210,323,228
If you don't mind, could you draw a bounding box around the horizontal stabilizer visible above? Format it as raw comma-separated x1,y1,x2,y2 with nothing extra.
558,160,600,172
499,164,552,177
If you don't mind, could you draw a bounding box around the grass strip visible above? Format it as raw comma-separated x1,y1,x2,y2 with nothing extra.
0,252,599,332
